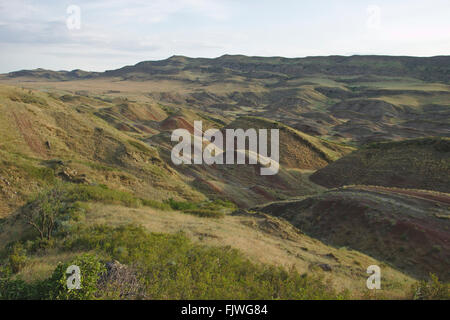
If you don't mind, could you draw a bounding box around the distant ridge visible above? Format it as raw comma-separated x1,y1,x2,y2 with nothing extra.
4,55,450,83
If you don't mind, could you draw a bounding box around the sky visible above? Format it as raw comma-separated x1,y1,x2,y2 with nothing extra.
0,0,449,73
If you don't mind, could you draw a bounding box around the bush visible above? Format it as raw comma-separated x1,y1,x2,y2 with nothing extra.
20,184,68,240
165,198,197,211
22,165,56,184
0,278,37,300
165,198,235,218
65,184,141,207
63,225,345,299
7,243,28,274
412,274,450,300
141,199,171,210
44,253,106,300
1,224,346,300
65,184,171,211
182,209,224,218
21,184,172,235
1,253,106,300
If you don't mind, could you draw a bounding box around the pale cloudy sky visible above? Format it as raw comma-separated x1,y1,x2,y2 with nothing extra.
0,0,449,73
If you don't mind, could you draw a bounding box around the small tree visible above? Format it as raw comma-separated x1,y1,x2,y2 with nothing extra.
20,185,67,240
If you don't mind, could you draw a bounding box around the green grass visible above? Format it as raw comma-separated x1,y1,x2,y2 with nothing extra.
127,139,156,156
182,209,224,218
21,164,56,184
9,91,48,106
78,160,116,172
65,184,142,207
165,198,235,218
311,137,450,192
15,183,171,215
21,184,231,223
0,224,348,300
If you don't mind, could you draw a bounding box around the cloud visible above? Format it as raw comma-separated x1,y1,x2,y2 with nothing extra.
83,0,230,23
0,0,230,58
0,0,449,73
0,0,43,22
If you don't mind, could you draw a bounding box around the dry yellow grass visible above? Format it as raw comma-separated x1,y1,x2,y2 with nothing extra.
14,250,90,282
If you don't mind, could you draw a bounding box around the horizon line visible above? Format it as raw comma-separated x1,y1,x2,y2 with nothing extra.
3,53,450,74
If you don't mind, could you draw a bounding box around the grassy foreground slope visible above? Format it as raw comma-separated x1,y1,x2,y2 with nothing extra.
0,184,417,299
257,186,450,281
310,138,450,193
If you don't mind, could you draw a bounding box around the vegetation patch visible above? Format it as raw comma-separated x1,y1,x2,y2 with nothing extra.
165,198,235,218
0,224,347,300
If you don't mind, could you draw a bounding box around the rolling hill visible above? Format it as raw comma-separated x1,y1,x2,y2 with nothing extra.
256,185,450,281
0,55,449,300
310,138,450,193
3,55,449,147
0,84,205,217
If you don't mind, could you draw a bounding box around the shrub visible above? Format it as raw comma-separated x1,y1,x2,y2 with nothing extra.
20,184,68,240
1,224,346,300
65,184,141,207
165,198,235,218
140,199,171,210
63,225,345,299
22,165,56,184
9,92,48,106
20,183,174,238
66,184,171,210
97,261,146,299
44,253,106,300
7,243,28,274
182,209,224,218
165,198,197,211
0,254,105,300
0,279,37,300
412,274,450,300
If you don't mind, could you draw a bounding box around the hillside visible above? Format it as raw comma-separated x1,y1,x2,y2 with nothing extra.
257,186,450,281
1,192,418,299
0,55,449,300
0,85,205,217
226,116,354,167
310,138,450,192
2,55,450,146
148,115,343,208
0,83,421,300
6,55,450,83
0,83,346,211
